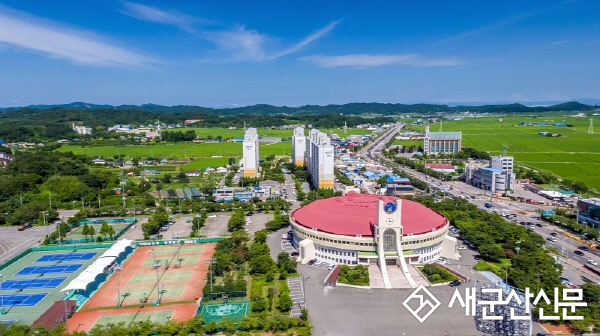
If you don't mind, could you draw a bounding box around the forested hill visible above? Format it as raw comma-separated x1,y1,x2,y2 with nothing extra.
0,101,598,116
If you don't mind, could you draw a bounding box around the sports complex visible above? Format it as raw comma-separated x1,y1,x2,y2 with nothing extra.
0,246,113,327
290,192,459,287
0,216,252,333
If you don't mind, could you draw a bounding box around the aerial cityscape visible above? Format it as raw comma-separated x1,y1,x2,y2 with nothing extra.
0,1,600,336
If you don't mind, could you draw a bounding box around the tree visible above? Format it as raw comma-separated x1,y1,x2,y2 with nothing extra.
107,225,116,239
249,254,275,275
227,208,245,232
88,225,95,238
278,290,293,312
100,221,110,238
82,223,90,240
277,252,297,274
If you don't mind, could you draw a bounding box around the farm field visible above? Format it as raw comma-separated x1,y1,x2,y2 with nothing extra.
58,141,293,160
186,127,366,139
57,127,376,165
404,115,600,189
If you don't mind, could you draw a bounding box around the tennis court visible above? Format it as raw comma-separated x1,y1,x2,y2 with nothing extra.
199,301,249,323
35,252,97,263
1,277,67,290
93,310,175,327
15,264,82,276
0,293,48,307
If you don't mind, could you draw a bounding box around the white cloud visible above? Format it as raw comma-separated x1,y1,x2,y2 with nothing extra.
202,20,340,62
202,25,268,61
0,5,153,68
300,54,463,68
120,1,207,32
268,20,340,60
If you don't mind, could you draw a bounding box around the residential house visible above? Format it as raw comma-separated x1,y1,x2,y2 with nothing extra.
185,170,201,177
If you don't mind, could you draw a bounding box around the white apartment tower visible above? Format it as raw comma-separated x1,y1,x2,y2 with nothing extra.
292,127,306,166
243,128,259,177
306,129,334,189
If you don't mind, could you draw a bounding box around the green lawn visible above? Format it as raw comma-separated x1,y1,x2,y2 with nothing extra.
420,115,600,189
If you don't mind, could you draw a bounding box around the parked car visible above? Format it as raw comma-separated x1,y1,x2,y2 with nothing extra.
457,246,467,250
208,215,217,218
449,280,462,287
473,255,481,260
327,264,337,270
547,237,557,242
307,259,316,265
574,250,585,256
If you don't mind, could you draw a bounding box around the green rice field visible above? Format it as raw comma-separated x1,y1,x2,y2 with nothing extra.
402,115,600,189
56,127,373,162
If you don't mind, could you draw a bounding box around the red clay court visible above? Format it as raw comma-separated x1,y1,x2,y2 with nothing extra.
69,243,215,332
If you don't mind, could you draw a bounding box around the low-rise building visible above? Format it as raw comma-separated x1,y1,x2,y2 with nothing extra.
185,170,201,177
577,198,600,228
425,163,456,173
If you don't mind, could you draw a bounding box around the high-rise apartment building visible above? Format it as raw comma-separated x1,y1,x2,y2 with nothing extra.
306,129,334,189
292,127,306,166
242,128,259,177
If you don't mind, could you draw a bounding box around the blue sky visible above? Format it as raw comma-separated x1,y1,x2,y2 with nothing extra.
0,1,599,107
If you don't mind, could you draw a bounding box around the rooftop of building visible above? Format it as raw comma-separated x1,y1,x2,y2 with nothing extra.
291,192,446,237
427,131,462,140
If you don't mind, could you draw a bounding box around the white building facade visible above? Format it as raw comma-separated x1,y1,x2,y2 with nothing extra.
306,129,334,189
423,124,462,155
291,127,306,166
242,128,259,177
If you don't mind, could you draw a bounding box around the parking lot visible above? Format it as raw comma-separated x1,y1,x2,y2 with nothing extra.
244,212,273,238
287,276,305,317
0,225,48,265
200,213,230,238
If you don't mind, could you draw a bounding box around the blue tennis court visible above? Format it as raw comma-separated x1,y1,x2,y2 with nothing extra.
1,277,67,290
35,252,97,262
15,264,82,276
0,293,47,306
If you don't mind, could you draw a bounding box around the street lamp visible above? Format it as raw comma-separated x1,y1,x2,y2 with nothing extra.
115,264,122,307
204,258,216,292
195,214,201,239
120,181,127,209
40,211,49,239
300,276,310,309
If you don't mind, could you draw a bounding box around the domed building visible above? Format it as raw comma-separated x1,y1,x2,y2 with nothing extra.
289,192,459,287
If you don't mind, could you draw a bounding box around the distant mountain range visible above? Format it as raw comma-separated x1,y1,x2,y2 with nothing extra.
0,101,599,115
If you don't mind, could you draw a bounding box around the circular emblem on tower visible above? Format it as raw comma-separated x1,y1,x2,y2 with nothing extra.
384,201,397,214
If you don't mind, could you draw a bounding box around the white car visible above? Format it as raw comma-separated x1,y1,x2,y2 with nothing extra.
588,259,598,266
208,215,217,218
457,246,467,250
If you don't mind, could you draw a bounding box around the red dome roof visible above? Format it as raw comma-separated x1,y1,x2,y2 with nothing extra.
291,192,446,237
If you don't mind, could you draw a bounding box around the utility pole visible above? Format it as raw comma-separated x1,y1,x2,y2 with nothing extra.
116,265,122,307
204,258,216,292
